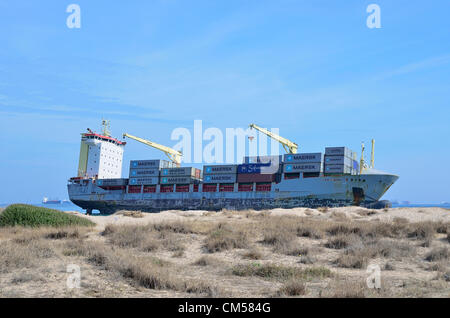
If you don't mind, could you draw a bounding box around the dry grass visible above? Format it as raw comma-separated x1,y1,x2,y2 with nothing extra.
71,241,218,296
0,239,55,273
425,247,449,262
322,279,367,298
1,209,449,298
204,223,249,253
193,255,219,266
242,248,264,260
231,263,332,281
277,280,306,296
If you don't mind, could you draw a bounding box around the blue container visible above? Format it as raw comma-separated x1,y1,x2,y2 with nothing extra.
238,162,280,174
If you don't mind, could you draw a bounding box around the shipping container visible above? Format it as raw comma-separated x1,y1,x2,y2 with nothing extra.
283,153,323,163
244,155,283,164
238,183,253,192
203,174,236,184
129,159,173,169
202,184,217,192
324,147,353,158
175,184,190,192
129,177,159,185
283,163,322,173
160,167,201,178
324,155,352,166
237,173,278,183
128,185,141,193
284,173,300,180
160,176,201,184
129,168,160,177
143,185,157,193
219,184,234,192
324,164,352,174
255,183,271,192
238,163,281,174
203,165,237,175
160,184,174,193
96,178,128,186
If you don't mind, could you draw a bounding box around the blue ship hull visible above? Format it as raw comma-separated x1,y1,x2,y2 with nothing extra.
68,173,398,214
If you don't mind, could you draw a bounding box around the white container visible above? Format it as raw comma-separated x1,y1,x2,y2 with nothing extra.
160,167,200,178
324,164,352,174
325,147,353,158
244,155,282,164
324,155,352,166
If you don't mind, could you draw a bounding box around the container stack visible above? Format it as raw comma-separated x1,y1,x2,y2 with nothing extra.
244,155,283,165
128,159,172,186
237,160,282,184
324,147,355,175
203,165,237,184
282,153,323,175
159,167,202,185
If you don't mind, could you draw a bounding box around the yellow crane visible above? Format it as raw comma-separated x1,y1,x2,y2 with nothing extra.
123,133,182,167
249,123,298,154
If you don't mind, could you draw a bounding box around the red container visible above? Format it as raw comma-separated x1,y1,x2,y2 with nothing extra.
238,183,253,192
160,185,174,193
193,184,199,192
219,184,234,192
128,185,141,193
100,186,125,191
143,185,156,193
237,173,276,183
176,184,190,192
284,173,300,180
256,183,271,192
203,184,217,192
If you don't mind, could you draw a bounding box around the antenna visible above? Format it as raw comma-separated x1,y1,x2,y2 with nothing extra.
370,139,375,169
102,119,111,137
360,142,365,174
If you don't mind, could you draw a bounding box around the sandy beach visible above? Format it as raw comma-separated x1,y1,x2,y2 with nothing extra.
1,206,449,298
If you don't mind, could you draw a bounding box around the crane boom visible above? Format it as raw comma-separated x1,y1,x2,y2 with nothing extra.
249,123,298,154
123,133,182,166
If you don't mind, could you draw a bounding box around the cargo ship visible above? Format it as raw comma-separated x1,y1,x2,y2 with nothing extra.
42,197,62,205
68,122,399,215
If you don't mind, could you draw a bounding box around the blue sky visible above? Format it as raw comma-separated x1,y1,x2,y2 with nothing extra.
0,0,449,203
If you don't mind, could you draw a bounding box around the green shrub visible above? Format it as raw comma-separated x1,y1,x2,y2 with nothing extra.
0,204,95,228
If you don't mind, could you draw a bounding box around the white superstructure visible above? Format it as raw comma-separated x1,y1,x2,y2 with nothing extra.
77,126,126,179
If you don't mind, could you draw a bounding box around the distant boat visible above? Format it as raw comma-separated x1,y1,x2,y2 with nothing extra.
42,197,61,204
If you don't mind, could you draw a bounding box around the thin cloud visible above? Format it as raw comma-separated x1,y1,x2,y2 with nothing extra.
374,54,450,80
